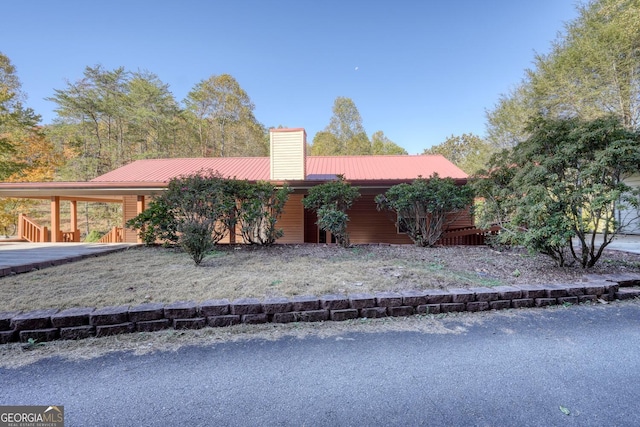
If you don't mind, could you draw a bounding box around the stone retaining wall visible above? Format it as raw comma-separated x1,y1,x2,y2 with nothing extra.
1,275,639,345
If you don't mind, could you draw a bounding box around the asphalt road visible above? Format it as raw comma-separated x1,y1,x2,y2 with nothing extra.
1,303,640,426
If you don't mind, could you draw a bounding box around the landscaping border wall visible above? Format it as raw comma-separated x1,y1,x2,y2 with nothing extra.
1,274,639,345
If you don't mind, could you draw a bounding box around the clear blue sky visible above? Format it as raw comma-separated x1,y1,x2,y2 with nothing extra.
2,0,578,154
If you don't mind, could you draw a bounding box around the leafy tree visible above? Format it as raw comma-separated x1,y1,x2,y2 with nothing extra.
0,52,41,180
310,131,340,155
376,174,474,247
0,52,61,235
302,175,360,247
48,66,186,179
485,84,538,150
125,71,180,158
312,97,371,155
530,0,640,129
423,133,493,174
475,116,640,267
183,74,267,157
48,65,132,178
312,99,408,156
371,131,407,155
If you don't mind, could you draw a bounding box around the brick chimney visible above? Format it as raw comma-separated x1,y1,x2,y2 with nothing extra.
269,128,306,181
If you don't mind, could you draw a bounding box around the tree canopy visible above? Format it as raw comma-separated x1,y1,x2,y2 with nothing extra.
0,52,43,180
48,68,269,180
184,74,267,158
486,0,640,149
423,133,493,175
311,97,407,155
371,131,408,155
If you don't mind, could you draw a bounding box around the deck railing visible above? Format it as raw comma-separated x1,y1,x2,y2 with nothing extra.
437,225,501,246
18,214,48,243
98,227,124,243
61,230,80,242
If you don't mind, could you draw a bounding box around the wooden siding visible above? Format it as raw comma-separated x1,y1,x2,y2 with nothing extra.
346,195,413,244
300,194,476,245
125,190,476,246
122,195,139,243
276,194,305,243
270,130,306,180
446,209,474,230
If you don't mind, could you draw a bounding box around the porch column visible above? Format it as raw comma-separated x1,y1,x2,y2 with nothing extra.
50,196,60,242
70,200,79,242
137,195,145,214
136,196,145,244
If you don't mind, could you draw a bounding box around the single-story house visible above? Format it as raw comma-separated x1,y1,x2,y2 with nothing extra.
0,128,482,244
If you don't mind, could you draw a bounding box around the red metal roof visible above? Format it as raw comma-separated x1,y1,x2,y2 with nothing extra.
92,158,270,182
91,155,467,183
306,155,466,180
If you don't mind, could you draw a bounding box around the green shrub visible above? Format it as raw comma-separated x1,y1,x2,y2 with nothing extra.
84,230,104,242
235,181,291,245
376,173,474,247
474,115,640,267
126,198,178,246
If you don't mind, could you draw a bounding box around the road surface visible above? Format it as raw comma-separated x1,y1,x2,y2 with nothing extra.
1,302,639,426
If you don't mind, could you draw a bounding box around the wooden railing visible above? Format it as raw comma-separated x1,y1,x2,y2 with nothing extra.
61,230,80,242
437,225,501,246
18,214,48,242
98,227,124,243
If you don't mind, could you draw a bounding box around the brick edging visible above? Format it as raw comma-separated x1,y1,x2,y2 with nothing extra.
1,275,639,345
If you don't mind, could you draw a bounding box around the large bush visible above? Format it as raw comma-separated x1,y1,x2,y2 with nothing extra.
235,181,291,245
375,173,474,247
126,172,291,264
474,116,640,267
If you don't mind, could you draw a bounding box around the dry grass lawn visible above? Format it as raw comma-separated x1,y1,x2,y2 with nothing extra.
2,244,640,312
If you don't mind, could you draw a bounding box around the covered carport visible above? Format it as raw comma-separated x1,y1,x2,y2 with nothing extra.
0,181,166,243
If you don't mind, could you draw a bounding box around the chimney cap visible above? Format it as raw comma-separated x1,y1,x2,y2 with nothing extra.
269,128,306,135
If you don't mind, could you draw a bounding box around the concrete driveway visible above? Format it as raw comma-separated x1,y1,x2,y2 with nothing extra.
0,242,136,276
573,234,640,255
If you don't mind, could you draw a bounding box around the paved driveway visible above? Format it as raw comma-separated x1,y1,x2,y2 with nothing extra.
596,234,640,254
0,242,136,276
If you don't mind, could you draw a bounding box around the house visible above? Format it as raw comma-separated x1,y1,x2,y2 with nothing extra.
0,128,478,244
621,173,640,235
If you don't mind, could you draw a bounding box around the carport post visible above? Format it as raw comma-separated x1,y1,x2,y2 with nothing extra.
70,200,79,241
51,196,60,242
136,195,145,244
